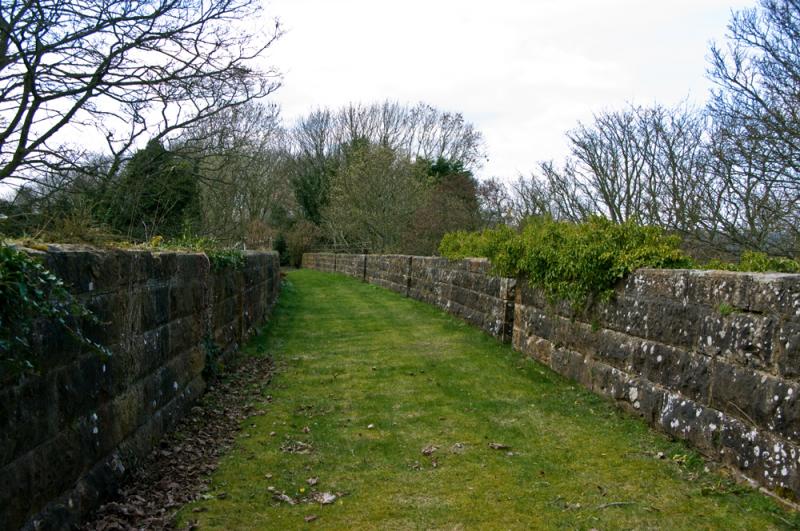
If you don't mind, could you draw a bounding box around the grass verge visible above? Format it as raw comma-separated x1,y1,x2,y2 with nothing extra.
175,269,799,530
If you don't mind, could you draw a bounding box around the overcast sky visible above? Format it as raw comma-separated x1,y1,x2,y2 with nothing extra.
263,0,753,182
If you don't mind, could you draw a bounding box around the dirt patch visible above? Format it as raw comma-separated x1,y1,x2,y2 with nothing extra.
80,356,274,530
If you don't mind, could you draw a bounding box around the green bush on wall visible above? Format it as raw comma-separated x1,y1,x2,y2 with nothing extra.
440,217,800,309
703,250,800,274
440,217,692,309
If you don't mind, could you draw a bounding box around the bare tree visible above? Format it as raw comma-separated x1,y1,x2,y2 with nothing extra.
0,0,282,188
522,104,711,231
708,0,800,185
291,101,486,173
477,177,513,227
322,141,424,253
177,102,292,246
704,115,799,254
707,0,800,254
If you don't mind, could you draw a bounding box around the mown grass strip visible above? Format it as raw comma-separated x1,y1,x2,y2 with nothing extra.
176,269,799,530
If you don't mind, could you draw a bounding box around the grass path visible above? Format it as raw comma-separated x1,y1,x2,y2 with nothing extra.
177,269,798,530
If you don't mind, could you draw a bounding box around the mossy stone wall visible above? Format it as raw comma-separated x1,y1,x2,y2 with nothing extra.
0,247,280,530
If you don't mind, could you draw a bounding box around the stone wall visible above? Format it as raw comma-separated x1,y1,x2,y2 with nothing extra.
0,247,280,531
366,255,412,296
303,253,516,340
410,257,516,342
335,254,367,281
513,268,800,497
300,252,336,273
302,253,800,498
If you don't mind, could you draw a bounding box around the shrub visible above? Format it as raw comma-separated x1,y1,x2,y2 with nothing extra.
702,251,799,273
440,216,692,308
736,251,799,273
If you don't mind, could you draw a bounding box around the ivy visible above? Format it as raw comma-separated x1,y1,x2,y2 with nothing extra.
0,243,111,382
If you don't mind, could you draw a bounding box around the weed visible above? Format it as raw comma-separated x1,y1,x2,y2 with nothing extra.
718,302,735,317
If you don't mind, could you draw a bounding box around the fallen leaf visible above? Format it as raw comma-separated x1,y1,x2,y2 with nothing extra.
304,514,319,522
421,445,438,456
489,442,510,450
311,492,337,505
281,440,313,454
273,492,297,505
302,426,311,433
307,477,319,486
367,423,375,429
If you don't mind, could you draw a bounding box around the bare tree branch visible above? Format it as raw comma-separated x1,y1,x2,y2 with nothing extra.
0,0,282,186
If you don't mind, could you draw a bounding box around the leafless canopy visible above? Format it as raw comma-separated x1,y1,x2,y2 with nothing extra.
708,0,800,185
292,101,486,171
0,0,282,186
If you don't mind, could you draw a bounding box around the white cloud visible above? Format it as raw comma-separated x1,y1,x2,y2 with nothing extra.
263,0,751,181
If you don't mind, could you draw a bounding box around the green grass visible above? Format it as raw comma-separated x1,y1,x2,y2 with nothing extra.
176,269,799,530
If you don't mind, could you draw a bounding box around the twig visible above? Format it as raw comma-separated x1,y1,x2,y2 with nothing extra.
595,501,636,510
727,400,757,427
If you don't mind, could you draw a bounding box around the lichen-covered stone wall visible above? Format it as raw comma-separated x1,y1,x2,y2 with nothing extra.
0,247,280,531
302,253,800,498
335,254,367,280
513,268,800,497
300,252,336,273
366,255,412,296
409,257,516,342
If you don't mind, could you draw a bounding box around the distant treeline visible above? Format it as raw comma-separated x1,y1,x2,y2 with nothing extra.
1,0,797,264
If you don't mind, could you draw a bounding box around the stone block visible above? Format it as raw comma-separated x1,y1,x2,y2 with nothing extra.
169,281,205,321
335,254,367,280
698,312,776,372
140,284,170,330
776,320,800,379
55,354,111,430
748,273,800,316
0,371,59,468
